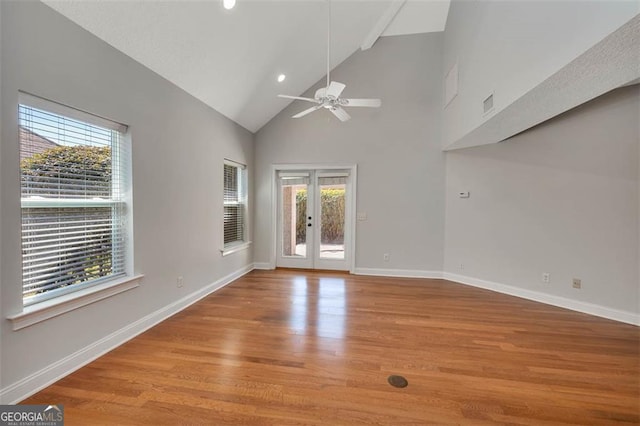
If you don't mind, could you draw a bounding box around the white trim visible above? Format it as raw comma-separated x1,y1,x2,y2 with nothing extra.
269,168,278,269
317,172,349,178
347,167,357,274
272,163,357,170
0,264,254,404
221,241,251,257
360,0,406,50
223,158,246,169
7,275,144,331
443,272,640,326
19,91,128,133
223,160,248,250
253,262,274,270
354,268,443,279
279,171,310,178
270,164,357,273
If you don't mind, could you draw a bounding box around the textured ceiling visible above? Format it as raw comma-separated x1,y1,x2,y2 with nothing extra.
42,0,450,132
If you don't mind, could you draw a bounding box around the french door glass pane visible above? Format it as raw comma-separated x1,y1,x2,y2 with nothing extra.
282,184,307,257
319,183,345,260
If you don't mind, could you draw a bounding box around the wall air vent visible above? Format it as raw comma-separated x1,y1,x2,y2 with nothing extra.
444,63,459,107
483,93,494,114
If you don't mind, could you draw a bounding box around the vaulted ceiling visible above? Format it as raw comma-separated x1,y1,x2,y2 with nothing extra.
42,0,450,132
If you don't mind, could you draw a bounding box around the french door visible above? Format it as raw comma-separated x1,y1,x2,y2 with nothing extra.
276,169,351,271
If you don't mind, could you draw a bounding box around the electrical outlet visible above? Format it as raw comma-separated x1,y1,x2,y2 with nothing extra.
383,253,390,262
177,276,183,288
542,273,550,283
572,278,581,289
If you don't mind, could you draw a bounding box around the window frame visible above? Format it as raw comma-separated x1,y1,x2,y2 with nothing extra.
18,92,133,307
222,158,249,255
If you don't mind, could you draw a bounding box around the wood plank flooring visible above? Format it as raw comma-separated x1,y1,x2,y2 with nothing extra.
23,269,639,425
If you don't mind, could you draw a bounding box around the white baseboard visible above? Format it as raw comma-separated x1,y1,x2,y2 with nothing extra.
253,262,274,270
0,264,254,404
443,272,639,326
353,268,442,279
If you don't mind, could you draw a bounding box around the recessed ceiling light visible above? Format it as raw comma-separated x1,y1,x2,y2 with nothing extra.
223,0,236,10
277,74,286,83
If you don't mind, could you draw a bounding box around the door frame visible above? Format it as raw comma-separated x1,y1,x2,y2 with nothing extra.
270,163,357,273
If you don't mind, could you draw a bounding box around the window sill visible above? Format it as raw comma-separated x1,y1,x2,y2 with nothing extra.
221,241,252,257
7,274,144,331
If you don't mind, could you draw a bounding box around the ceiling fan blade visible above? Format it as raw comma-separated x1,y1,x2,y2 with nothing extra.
278,94,319,103
292,105,322,119
343,98,381,108
326,81,346,99
330,107,351,122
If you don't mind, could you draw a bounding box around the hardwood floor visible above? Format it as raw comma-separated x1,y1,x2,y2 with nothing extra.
23,269,639,425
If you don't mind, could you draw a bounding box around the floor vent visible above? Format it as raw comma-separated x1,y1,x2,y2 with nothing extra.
387,375,408,388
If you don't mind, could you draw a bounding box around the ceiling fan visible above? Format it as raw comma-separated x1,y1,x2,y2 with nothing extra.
277,0,381,122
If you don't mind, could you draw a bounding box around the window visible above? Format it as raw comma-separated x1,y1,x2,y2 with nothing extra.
19,93,130,306
223,160,246,248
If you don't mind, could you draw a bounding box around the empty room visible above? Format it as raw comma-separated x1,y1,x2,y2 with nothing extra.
0,0,638,424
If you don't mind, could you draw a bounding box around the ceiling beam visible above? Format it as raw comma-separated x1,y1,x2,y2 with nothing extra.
360,0,406,51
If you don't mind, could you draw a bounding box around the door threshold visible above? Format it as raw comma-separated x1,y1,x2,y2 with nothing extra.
274,267,350,274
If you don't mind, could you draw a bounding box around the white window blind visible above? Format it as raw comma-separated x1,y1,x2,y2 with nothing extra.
318,176,347,186
278,171,310,186
19,93,129,306
224,160,246,246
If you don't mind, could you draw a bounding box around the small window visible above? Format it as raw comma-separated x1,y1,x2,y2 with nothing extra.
19,93,130,306
223,160,246,247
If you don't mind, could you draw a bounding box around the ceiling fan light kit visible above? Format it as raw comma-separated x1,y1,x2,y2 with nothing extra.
277,0,381,122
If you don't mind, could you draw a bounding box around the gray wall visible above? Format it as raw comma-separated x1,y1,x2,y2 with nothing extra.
254,33,446,273
442,0,639,148
0,1,253,392
444,85,639,315
0,0,4,391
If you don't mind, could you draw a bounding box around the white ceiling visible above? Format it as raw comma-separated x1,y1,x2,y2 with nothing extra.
42,0,450,133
